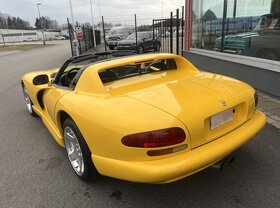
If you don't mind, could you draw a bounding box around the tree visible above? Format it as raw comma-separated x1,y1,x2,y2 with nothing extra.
35,16,60,29
0,11,31,29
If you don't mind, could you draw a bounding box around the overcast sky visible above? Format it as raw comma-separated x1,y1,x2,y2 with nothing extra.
0,0,185,26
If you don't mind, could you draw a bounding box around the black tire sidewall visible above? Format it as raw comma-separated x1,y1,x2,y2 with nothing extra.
154,43,160,52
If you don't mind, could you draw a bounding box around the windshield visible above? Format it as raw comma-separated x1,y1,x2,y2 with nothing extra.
54,51,137,88
64,55,108,73
98,59,177,83
126,32,146,40
108,28,133,35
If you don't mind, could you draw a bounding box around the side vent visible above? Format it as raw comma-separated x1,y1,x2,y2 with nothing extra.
37,90,44,109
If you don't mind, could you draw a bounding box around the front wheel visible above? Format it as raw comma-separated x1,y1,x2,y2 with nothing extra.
63,118,99,181
22,85,37,116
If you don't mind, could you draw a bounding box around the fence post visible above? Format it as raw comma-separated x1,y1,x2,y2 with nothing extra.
221,0,228,52
170,12,173,53
135,14,138,52
102,16,107,52
67,18,74,57
152,20,155,39
181,6,184,56
176,9,179,55
88,26,91,48
83,25,87,52
78,39,82,54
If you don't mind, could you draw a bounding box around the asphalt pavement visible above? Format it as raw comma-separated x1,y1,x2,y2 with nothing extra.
0,41,279,208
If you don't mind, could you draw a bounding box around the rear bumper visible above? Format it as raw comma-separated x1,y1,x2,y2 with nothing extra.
92,110,266,184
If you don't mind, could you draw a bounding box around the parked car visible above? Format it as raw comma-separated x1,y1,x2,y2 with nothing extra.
117,31,161,53
21,52,266,183
54,35,66,40
23,37,38,42
214,13,280,60
62,35,70,40
106,26,135,50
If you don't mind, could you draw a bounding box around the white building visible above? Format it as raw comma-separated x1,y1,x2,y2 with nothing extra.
0,29,63,43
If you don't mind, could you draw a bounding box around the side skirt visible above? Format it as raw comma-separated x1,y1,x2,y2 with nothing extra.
33,105,64,147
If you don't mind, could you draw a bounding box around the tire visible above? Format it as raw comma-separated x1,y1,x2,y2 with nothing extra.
138,45,144,54
63,118,99,181
154,42,161,52
22,85,37,117
256,49,278,61
108,45,115,50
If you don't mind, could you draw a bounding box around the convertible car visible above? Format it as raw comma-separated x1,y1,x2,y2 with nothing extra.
21,52,266,183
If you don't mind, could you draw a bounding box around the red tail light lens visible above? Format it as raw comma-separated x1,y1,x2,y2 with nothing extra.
254,92,258,107
121,127,186,148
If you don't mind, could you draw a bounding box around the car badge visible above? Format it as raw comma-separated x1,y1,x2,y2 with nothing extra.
219,100,227,106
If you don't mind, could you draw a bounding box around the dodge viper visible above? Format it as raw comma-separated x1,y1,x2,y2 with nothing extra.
21,52,266,183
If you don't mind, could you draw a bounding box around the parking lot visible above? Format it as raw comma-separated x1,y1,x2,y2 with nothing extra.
0,41,279,208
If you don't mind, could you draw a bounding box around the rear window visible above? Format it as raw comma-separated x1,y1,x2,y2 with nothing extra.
98,59,177,83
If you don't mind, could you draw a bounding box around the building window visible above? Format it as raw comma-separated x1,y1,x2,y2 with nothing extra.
191,0,280,62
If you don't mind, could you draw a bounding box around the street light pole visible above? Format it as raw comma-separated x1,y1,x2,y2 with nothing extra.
69,0,79,56
37,3,45,46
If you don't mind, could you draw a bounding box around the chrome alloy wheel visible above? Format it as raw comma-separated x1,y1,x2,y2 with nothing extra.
64,126,85,176
22,87,33,113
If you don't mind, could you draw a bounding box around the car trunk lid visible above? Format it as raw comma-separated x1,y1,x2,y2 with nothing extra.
105,72,255,148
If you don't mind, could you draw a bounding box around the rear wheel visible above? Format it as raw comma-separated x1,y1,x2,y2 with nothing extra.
138,45,144,54
154,42,161,52
63,118,99,181
22,85,37,116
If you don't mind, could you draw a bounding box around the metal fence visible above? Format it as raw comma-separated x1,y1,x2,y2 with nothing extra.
153,7,184,55
67,18,101,56
67,6,185,56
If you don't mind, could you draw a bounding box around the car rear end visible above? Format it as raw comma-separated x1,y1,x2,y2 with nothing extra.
73,54,266,183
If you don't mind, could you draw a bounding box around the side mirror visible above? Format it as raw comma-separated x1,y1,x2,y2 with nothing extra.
33,74,49,85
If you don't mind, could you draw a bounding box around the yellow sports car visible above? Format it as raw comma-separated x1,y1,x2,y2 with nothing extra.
21,52,266,183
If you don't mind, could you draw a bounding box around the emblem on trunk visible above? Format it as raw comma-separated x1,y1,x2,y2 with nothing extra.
219,100,227,106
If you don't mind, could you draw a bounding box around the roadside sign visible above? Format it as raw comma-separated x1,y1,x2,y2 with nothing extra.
75,26,82,33
76,32,83,40
75,26,83,40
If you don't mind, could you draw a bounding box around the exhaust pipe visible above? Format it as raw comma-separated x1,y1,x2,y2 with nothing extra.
211,160,225,170
211,155,236,171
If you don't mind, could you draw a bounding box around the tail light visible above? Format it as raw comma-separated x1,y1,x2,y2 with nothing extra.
254,92,258,107
122,127,186,148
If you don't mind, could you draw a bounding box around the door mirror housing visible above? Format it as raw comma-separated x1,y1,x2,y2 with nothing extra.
33,74,49,85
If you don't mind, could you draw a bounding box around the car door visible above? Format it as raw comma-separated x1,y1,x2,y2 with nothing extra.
42,86,71,125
